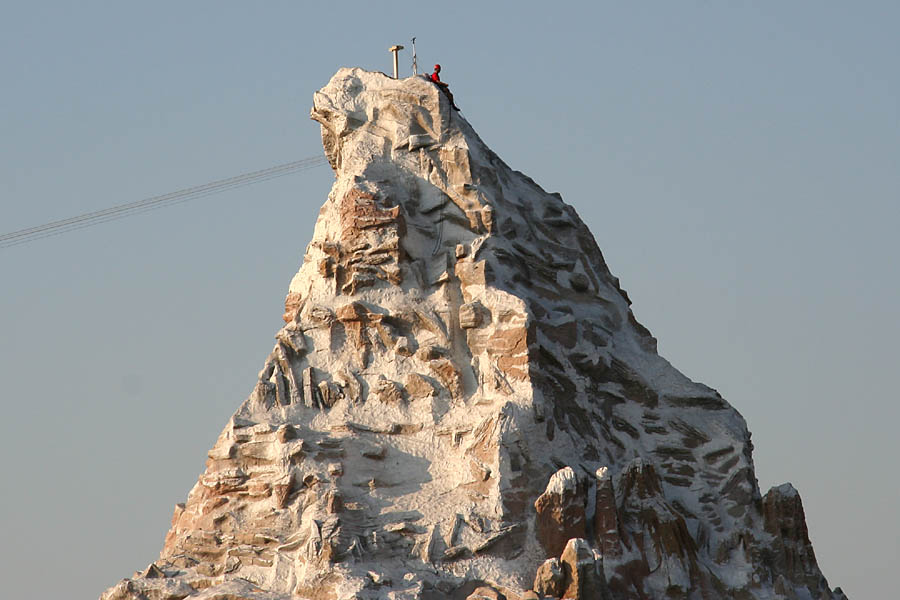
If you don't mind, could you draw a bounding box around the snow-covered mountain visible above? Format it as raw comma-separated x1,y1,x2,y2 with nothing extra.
102,68,847,600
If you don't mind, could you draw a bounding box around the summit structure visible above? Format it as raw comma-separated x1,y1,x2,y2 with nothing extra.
102,68,846,600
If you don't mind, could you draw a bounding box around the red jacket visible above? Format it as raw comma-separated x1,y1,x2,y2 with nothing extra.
430,72,441,83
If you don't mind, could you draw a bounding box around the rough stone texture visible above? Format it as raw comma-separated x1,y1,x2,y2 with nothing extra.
559,538,610,600
465,586,505,600
762,483,834,598
534,467,586,558
101,68,846,600
592,467,621,559
533,558,565,597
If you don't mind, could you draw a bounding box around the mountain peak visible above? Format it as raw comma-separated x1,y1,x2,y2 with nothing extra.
101,68,846,600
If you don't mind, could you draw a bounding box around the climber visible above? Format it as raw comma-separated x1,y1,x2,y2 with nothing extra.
430,64,460,111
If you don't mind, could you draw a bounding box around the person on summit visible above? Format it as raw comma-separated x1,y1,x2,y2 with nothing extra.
430,64,460,111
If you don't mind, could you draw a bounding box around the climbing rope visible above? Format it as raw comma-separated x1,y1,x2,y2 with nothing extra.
0,156,329,249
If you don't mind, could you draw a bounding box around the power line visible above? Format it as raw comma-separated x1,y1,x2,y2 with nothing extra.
0,156,330,249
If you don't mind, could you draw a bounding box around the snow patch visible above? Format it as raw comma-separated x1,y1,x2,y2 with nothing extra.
545,466,578,496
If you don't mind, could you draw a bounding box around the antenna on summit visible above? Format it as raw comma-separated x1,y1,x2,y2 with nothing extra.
411,37,418,75
389,44,404,79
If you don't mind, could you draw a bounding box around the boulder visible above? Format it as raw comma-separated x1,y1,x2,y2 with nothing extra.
533,557,565,597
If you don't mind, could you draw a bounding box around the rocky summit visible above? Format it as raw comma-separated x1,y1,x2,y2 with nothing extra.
101,68,847,600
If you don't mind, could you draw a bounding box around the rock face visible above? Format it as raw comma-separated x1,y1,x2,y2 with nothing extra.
101,68,846,600
534,467,587,558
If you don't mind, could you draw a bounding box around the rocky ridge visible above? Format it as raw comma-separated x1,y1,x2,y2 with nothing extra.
102,68,847,600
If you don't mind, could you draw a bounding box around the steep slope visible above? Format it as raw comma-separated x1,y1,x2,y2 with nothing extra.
102,68,847,600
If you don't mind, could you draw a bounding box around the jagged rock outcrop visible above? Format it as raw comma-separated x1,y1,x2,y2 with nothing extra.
534,467,587,558
101,68,846,600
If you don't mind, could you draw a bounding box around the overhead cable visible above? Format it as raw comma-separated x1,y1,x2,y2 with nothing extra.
0,155,330,249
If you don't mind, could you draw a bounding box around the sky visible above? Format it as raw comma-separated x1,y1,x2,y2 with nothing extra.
1,2,897,598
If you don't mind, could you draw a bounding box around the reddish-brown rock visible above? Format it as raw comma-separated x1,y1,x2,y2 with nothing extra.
763,483,833,597
559,538,610,600
283,292,304,323
592,467,622,558
534,467,586,558
533,557,565,597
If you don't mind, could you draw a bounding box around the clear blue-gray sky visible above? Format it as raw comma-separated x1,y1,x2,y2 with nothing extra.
1,2,896,598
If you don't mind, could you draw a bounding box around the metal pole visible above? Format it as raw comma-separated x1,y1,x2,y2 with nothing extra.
411,37,418,75
389,45,404,79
